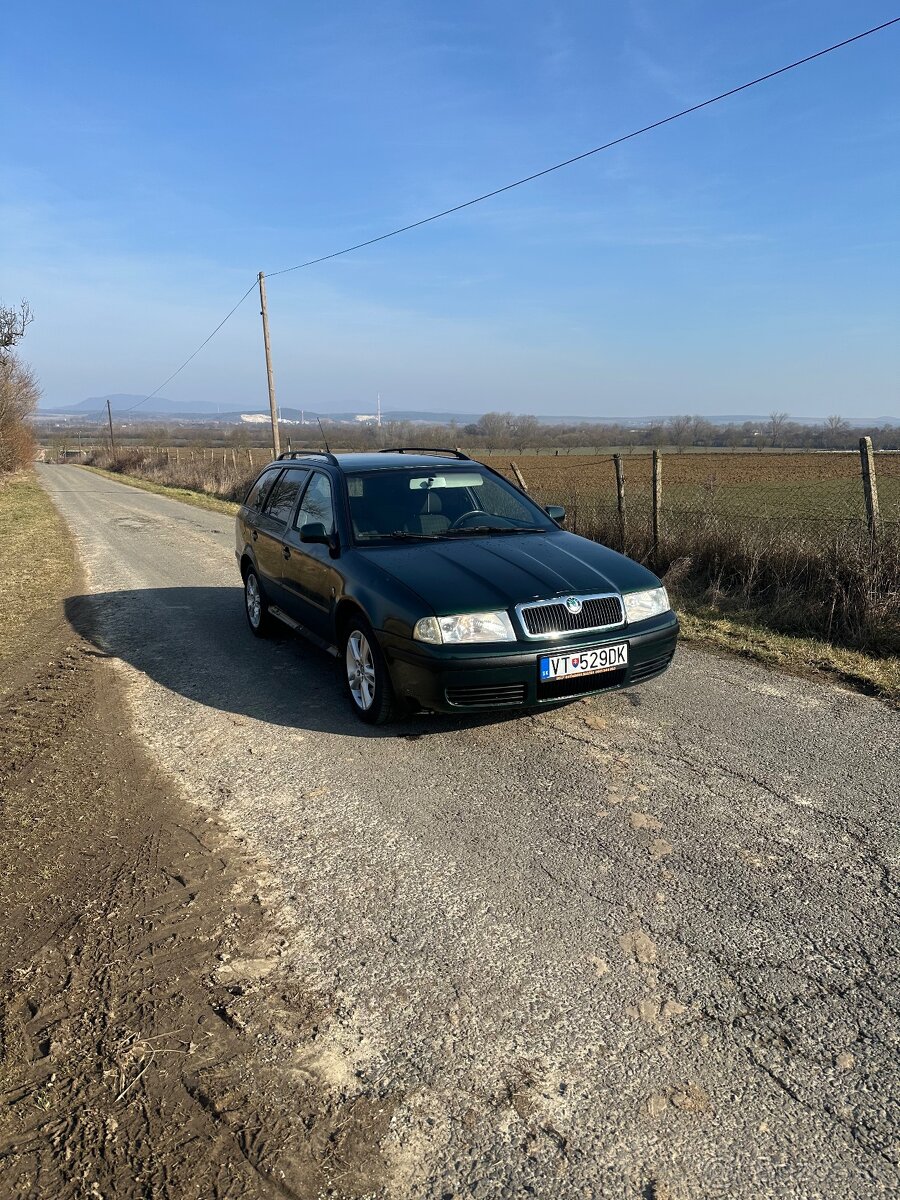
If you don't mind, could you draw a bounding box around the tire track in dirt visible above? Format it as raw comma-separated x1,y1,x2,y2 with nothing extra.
0,602,395,1198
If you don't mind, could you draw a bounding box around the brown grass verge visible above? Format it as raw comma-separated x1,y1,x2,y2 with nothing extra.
79,464,240,515
678,600,900,703
0,469,74,666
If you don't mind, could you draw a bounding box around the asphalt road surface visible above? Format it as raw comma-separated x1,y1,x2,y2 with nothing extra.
39,464,900,1199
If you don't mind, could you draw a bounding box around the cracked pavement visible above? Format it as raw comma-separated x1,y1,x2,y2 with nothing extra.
39,464,900,1198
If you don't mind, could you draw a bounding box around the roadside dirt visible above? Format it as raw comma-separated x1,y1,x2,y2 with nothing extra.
0,594,394,1199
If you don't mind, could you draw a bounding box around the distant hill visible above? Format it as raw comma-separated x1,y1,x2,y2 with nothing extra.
36,396,899,427
39,395,482,423
43,394,242,417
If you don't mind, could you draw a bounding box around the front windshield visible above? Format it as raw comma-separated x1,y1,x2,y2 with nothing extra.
346,466,557,542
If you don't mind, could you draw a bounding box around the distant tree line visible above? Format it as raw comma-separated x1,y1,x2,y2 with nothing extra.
36,407,899,457
453,410,898,453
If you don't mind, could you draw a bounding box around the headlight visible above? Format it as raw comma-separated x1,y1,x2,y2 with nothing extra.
622,587,670,623
413,611,516,644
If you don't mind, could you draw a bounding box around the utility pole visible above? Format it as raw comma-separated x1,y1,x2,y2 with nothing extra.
106,398,116,456
257,271,281,458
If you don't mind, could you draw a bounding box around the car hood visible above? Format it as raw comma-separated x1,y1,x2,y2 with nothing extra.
364,531,659,614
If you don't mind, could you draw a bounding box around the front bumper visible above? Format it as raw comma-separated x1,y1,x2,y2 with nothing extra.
380,613,679,713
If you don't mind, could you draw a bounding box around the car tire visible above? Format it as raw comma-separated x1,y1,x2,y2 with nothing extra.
342,617,402,725
244,567,274,637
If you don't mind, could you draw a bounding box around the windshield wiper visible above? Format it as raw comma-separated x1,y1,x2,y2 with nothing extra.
385,530,445,540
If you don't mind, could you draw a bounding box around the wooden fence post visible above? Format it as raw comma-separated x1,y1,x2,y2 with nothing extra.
510,461,528,491
652,449,662,556
613,453,626,544
859,436,880,540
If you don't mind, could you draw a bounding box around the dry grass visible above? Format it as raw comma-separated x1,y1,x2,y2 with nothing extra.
678,601,900,703
85,447,254,505
579,508,900,659
80,464,240,516
0,470,74,665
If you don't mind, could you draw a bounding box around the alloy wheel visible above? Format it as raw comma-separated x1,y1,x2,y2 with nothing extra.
346,629,376,711
246,573,261,628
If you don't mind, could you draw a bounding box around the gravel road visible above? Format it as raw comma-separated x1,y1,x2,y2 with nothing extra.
39,464,900,1199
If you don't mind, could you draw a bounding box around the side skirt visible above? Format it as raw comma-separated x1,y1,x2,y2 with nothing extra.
268,605,339,658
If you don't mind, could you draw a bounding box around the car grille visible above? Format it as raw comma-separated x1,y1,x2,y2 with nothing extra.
445,683,527,708
537,668,626,701
519,594,624,638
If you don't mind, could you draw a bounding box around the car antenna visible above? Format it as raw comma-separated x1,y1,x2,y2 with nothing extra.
316,417,331,453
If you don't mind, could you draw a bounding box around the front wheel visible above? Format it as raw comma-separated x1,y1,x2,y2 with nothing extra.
343,618,402,725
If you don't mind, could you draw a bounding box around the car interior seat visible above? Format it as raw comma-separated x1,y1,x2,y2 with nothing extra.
418,490,451,535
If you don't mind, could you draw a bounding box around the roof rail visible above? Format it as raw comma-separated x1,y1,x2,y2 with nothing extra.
276,449,341,467
378,447,472,460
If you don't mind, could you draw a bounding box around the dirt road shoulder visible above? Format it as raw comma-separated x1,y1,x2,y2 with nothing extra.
0,472,392,1199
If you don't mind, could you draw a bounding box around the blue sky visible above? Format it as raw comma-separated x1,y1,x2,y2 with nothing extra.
2,1,899,417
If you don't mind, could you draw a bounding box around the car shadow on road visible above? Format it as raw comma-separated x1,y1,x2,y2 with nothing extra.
64,586,528,740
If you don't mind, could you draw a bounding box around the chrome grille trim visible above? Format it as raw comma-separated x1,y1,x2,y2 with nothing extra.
516,593,625,640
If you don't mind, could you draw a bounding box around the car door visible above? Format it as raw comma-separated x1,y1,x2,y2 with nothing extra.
240,464,281,565
254,468,309,605
280,470,342,639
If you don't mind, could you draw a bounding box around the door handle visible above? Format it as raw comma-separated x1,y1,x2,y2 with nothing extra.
282,546,291,560
251,529,258,540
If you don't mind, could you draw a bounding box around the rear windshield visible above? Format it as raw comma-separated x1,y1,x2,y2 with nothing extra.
345,467,555,542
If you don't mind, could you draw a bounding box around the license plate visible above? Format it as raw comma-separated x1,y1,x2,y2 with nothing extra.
540,643,628,681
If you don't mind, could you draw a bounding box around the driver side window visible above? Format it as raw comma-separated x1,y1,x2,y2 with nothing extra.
295,472,335,535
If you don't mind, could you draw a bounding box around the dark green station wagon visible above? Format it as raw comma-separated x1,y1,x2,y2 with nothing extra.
235,449,678,723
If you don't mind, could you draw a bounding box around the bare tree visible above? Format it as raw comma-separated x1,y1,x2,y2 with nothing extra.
511,414,540,452
0,300,34,363
767,410,789,447
478,411,514,452
0,355,40,471
690,416,715,446
667,414,693,453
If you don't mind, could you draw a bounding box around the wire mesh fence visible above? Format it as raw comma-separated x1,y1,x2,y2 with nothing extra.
485,450,899,540
484,450,900,655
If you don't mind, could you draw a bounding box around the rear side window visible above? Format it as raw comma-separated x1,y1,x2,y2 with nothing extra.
244,467,281,510
264,469,309,525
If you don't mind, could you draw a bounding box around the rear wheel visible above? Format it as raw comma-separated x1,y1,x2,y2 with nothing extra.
343,617,402,725
244,567,273,637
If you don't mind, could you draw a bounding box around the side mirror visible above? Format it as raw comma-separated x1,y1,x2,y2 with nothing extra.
546,505,566,524
299,522,329,545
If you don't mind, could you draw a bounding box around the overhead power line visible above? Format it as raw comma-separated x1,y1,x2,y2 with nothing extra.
266,15,900,277
123,15,899,414
115,280,258,417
